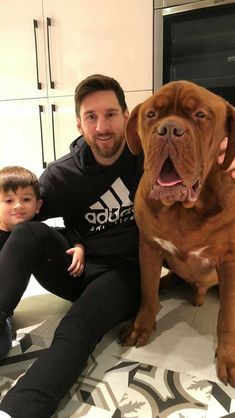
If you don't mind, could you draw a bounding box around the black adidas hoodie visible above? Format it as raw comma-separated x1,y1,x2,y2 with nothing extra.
39,136,144,260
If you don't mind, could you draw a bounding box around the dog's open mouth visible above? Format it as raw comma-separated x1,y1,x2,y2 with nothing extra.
157,158,183,187
149,158,201,204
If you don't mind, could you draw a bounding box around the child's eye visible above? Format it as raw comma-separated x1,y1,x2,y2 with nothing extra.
107,112,115,118
23,197,32,202
4,199,13,204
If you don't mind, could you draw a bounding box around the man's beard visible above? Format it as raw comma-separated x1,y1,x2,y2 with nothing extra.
92,137,123,158
83,131,125,159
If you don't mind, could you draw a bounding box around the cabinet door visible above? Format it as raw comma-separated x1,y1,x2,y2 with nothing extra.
0,99,53,176
47,96,79,160
43,0,153,96
125,90,152,113
0,1,47,100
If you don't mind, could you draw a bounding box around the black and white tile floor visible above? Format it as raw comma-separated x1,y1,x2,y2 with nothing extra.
0,278,235,418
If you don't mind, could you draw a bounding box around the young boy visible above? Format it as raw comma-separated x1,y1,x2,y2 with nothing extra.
0,166,43,359
0,166,42,249
0,166,85,360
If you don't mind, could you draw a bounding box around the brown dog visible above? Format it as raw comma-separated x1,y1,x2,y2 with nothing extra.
121,80,235,387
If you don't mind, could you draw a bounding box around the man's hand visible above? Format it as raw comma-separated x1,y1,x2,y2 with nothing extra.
66,244,85,277
218,137,235,179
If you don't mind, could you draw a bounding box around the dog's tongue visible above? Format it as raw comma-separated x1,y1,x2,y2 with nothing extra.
157,177,182,187
157,158,183,187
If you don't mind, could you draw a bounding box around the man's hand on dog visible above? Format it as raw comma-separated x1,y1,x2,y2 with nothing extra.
218,137,235,178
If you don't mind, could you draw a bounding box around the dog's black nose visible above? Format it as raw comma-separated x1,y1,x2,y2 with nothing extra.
157,120,185,139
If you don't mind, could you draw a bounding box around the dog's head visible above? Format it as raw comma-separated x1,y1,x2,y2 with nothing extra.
126,80,235,207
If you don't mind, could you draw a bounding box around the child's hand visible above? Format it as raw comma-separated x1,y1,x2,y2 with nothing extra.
217,137,235,179
66,244,85,277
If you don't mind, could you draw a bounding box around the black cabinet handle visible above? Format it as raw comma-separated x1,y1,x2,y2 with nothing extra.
38,105,47,168
51,104,57,160
46,17,55,89
33,20,42,90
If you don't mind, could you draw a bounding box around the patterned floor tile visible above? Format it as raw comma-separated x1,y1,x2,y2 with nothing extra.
206,381,235,418
109,361,212,418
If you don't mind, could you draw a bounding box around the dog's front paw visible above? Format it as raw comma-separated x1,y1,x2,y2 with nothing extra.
119,316,155,348
217,340,235,387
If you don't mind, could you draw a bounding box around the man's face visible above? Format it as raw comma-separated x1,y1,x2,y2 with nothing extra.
77,90,129,165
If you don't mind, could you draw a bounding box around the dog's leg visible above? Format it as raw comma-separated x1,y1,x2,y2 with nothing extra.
192,285,208,306
119,239,162,347
216,261,235,387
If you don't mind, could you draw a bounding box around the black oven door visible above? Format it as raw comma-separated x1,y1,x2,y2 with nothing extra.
163,3,235,105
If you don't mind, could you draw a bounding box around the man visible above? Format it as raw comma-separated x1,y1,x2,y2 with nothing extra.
0,74,142,418
0,74,233,418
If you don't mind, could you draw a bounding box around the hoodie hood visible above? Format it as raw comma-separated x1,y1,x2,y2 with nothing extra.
69,136,104,174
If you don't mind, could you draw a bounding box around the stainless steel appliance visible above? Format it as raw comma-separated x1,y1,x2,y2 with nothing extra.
154,0,235,104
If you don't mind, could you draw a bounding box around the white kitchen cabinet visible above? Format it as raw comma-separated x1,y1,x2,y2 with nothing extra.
125,90,152,113
0,1,47,100
0,0,153,101
0,98,49,174
43,0,153,95
0,96,78,172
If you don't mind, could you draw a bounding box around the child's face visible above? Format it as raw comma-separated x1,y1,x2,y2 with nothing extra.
0,186,42,231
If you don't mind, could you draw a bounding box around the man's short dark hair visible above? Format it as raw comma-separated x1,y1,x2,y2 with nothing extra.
74,74,127,116
0,166,40,200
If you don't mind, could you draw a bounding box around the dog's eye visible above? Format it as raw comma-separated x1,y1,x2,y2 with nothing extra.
195,110,206,119
146,110,157,119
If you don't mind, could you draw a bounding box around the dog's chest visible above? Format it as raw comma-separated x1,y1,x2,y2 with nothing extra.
153,236,215,279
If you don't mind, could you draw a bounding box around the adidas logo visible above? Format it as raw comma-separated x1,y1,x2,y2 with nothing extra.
85,178,134,231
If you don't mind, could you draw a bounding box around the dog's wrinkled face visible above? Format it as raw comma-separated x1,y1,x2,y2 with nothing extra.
126,81,235,207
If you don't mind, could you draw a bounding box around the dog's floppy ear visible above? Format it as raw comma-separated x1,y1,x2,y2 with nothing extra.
125,103,142,155
220,105,235,171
